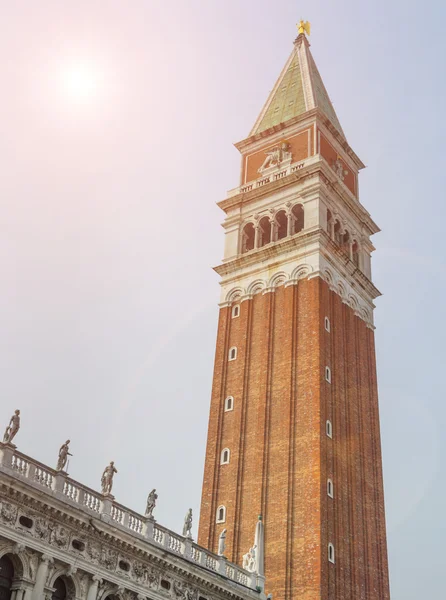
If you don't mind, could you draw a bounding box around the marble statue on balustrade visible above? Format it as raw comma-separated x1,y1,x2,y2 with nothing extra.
182,508,193,538
145,489,158,519
56,440,72,471
242,545,257,572
3,409,20,445
218,529,227,557
101,461,118,495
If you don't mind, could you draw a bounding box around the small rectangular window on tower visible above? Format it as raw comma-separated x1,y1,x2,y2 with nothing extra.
228,347,237,361
232,305,240,319
325,366,331,383
325,316,330,332
328,543,335,564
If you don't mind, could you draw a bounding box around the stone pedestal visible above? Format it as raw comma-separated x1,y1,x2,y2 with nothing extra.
218,556,227,575
183,536,193,560
143,516,155,540
0,442,16,468
100,493,114,523
52,471,68,494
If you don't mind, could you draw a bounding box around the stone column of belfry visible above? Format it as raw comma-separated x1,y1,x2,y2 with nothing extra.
198,23,390,600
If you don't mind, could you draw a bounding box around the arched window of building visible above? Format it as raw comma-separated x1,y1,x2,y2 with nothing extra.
327,479,334,498
221,448,230,465
328,543,335,564
241,223,255,253
0,555,14,600
291,204,304,234
216,505,226,523
232,304,240,318
224,396,234,412
52,578,67,600
228,347,237,361
275,210,288,240
326,420,333,438
352,240,360,268
258,216,271,247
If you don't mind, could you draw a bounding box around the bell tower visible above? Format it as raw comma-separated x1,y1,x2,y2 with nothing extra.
198,26,390,600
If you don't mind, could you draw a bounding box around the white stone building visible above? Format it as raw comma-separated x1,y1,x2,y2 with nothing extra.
0,440,265,600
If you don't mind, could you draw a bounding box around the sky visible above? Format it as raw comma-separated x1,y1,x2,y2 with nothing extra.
0,1,445,598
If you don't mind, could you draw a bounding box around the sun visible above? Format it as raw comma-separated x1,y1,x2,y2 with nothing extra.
61,63,100,104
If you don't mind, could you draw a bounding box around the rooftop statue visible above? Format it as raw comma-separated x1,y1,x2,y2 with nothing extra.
56,440,72,471
182,508,193,538
145,488,158,518
101,461,117,495
3,409,20,445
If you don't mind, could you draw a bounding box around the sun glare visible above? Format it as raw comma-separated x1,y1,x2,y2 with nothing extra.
61,63,100,103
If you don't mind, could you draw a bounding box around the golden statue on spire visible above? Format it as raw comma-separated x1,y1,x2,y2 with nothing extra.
297,20,311,36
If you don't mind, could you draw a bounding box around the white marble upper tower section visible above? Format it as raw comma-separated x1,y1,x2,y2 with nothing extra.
213,30,380,328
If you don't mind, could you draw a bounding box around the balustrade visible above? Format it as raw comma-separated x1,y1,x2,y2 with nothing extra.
0,446,260,592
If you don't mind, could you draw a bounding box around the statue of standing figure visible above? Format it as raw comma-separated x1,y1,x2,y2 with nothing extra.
101,461,118,495
56,440,72,471
3,410,20,445
182,508,193,538
218,528,227,556
145,489,158,518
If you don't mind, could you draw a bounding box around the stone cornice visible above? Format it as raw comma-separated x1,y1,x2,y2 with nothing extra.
214,228,381,302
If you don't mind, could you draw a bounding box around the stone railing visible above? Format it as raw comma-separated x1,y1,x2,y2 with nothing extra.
0,443,258,591
226,159,308,198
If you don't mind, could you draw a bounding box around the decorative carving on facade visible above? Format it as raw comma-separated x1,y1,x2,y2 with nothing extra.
52,525,69,548
258,143,292,174
332,158,348,181
35,517,51,541
101,547,118,571
1,501,18,523
87,541,101,562
173,581,197,600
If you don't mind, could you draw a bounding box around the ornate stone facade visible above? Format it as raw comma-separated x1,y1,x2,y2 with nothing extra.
0,442,264,600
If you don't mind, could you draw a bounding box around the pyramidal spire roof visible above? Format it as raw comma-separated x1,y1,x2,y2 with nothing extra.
250,34,344,138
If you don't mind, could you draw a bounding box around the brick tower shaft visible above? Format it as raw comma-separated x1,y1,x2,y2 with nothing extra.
198,30,390,600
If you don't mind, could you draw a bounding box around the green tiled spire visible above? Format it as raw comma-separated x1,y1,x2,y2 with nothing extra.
250,35,344,138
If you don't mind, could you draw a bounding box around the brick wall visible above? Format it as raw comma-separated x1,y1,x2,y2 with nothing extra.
198,277,390,600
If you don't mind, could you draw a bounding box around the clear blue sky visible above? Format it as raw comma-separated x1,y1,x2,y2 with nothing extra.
0,2,444,598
